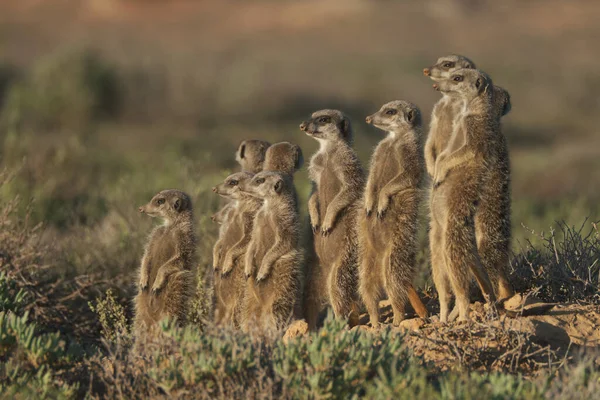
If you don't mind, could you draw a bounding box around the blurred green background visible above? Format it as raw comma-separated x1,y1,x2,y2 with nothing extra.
1,0,598,289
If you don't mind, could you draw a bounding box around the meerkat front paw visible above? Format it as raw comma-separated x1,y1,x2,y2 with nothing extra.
377,195,390,219
256,267,270,283
311,224,320,234
151,279,164,295
321,213,335,236
139,279,149,292
364,195,375,217
221,255,235,276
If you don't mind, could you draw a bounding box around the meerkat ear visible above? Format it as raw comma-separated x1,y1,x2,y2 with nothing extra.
273,179,284,194
406,109,418,124
171,197,182,212
238,142,246,160
502,93,512,116
339,118,351,139
293,145,304,170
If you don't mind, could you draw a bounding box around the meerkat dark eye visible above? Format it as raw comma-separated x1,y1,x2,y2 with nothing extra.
317,116,331,124
443,62,454,68
228,180,238,186
156,198,165,205
385,109,397,116
256,178,265,184
453,76,463,82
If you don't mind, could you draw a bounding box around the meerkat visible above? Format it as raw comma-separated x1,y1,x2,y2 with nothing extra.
424,55,514,303
358,101,429,327
134,190,197,336
429,68,498,322
213,139,272,228
263,142,304,176
239,171,303,333
474,86,514,302
211,172,262,327
300,110,364,330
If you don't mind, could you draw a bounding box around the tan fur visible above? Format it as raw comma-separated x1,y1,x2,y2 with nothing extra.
475,86,514,301
134,190,197,336
263,142,304,175
239,172,303,333
211,172,261,327
236,139,271,173
425,55,514,302
429,69,498,322
423,55,476,178
213,139,271,228
358,101,429,327
300,110,364,330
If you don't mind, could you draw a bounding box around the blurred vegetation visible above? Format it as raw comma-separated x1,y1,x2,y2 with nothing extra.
0,0,599,397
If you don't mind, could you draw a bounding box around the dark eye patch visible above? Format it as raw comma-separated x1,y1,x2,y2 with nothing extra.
317,116,331,124
156,198,165,205
228,180,238,186
453,75,463,82
385,109,397,116
442,61,455,69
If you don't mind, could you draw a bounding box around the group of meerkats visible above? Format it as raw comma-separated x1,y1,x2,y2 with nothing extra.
132,54,517,336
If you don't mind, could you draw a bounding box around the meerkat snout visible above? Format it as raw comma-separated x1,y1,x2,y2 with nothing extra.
299,122,308,131
138,206,144,213
432,84,439,91
365,115,373,124
212,187,217,192
423,68,431,76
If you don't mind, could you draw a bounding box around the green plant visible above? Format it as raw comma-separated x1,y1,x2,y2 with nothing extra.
88,289,130,342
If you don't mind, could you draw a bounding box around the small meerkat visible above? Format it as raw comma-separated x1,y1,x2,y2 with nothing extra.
211,172,261,327
358,101,429,327
475,86,514,301
423,55,476,178
134,190,197,335
239,171,303,333
263,142,304,176
429,68,498,322
213,139,272,227
236,139,272,173
424,55,514,302
300,110,364,329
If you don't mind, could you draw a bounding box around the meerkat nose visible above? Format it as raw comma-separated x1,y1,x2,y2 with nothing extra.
423,68,430,76
299,122,307,131
365,116,372,124
432,84,439,90
138,207,144,213
212,187,217,192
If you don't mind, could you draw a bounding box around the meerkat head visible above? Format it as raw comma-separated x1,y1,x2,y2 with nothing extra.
365,100,421,134
212,172,254,200
493,85,512,118
240,171,289,200
235,139,271,173
263,142,304,175
433,68,493,102
299,109,352,144
423,54,476,82
139,189,192,224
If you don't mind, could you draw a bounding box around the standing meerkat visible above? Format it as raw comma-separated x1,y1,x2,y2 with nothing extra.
422,55,476,178
212,139,272,226
134,190,197,336
358,101,429,327
429,68,498,322
424,55,514,302
239,171,303,333
211,172,261,327
300,110,364,329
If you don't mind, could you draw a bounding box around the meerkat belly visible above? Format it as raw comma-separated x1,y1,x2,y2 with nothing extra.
147,237,177,286
253,223,276,266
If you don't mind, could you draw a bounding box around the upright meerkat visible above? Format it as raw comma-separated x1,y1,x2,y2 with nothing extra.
358,101,429,327
211,172,261,327
263,142,304,176
239,171,303,333
475,86,514,301
213,139,272,226
424,55,514,302
429,68,498,322
300,110,364,329
423,55,476,178
134,190,197,335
